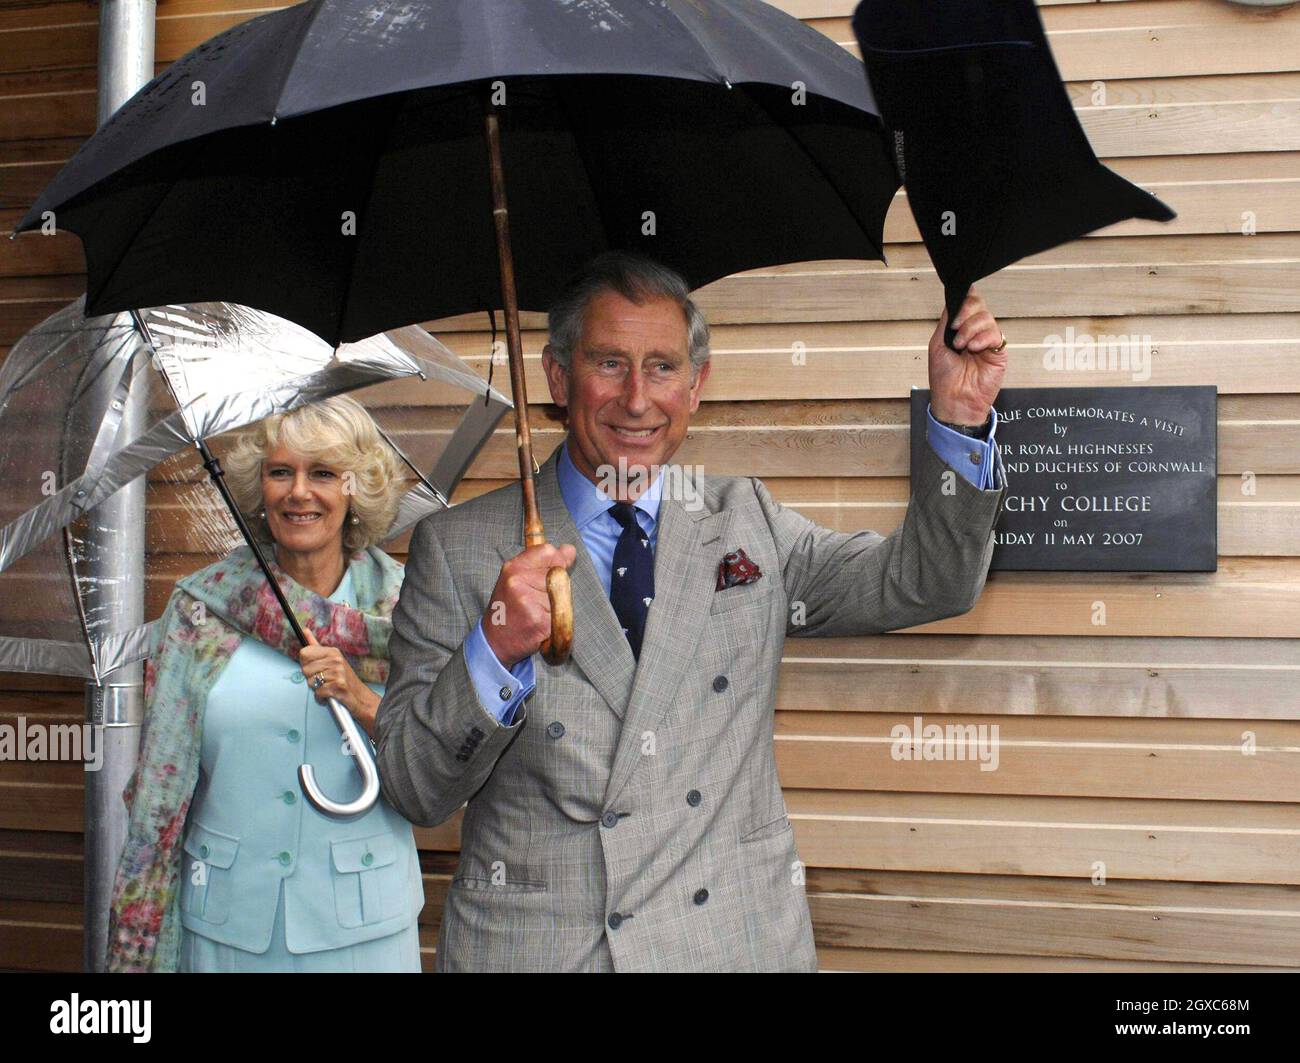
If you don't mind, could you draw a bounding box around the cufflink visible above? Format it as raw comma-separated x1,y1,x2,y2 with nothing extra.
969,450,983,464
498,685,511,701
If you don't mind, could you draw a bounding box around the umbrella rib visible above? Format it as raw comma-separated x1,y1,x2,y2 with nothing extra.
743,87,887,262
81,137,210,319
268,0,329,123
374,423,449,510
61,524,101,686
83,0,323,317
336,91,410,344
549,80,616,257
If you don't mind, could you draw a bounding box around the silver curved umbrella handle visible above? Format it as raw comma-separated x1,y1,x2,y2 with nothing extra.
298,696,381,816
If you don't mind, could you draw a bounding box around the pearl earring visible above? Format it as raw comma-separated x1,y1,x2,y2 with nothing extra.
350,513,360,525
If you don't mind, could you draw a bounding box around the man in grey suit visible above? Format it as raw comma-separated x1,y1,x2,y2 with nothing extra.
376,251,1009,972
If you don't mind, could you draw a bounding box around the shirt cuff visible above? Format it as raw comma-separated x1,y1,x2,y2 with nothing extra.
463,618,535,726
926,403,1000,491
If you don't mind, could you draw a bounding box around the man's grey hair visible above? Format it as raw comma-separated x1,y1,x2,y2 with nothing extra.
546,251,711,375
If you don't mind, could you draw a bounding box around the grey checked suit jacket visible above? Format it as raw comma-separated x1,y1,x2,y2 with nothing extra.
376,434,1006,972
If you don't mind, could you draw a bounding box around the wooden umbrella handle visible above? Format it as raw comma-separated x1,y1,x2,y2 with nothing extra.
523,514,572,666
486,106,573,665
543,568,573,664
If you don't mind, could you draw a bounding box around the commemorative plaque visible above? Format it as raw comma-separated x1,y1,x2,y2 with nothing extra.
909,386,1217,571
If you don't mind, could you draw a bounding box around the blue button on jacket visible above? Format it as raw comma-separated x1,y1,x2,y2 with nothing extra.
462,407,1001,724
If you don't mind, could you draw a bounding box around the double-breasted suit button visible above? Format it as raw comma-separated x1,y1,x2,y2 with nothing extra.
601,811,619,829
686,789,702,807
281,790,296,805
286,729,300,743
546,721,565,739
712,675,728,693
277,851,292,867
693,888,709,905
607,913,623,930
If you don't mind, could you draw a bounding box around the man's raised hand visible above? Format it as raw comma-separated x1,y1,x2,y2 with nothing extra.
482,543,578,669
928,287,1009,426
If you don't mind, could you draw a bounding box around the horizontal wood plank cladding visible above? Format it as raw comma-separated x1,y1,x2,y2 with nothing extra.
123,393,1300,481
6,233,1292,341
1,0,1296,975
4,82,1297,165
773,711,1300,802
457,468,1297,505
7,147,1297,253
11,846,1294,971
0,273,85,344
146,474,1300,557
119,558,1300,643
0,780,80,831
391,788,1300,885
775,634,1300,719
813,3,1300,83
0,827,81,904
5,319,1300,401
805,867,1300,967
814,947,1284,973
785,789,1300,884
688,234,1300,325
428,410,1289,478
0,899,80,971
918,560,1300,640
433,312,1300,398
4,0,1294,82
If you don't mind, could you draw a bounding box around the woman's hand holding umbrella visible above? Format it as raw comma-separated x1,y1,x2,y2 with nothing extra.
298,628,381,740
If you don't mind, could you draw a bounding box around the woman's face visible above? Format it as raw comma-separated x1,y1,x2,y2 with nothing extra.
260,445,350,557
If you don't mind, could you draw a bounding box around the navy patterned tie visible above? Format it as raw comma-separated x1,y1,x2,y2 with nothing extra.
607,502,654,660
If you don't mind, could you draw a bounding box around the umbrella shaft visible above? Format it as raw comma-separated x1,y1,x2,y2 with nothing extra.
484,108,545,549
197,440,308,646
129,308,307,645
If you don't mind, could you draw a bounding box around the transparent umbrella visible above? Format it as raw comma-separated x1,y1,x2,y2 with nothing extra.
0,298,510,813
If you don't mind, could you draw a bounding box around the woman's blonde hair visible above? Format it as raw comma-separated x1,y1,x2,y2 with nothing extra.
225,395,405,554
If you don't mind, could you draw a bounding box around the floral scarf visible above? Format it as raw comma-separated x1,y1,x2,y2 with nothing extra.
106,543,404,973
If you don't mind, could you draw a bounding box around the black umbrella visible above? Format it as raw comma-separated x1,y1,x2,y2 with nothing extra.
13,0,901,664
14,0,896,342
852,0,1177,350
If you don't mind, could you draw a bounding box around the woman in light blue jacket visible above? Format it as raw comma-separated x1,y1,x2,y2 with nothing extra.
108,396,424,972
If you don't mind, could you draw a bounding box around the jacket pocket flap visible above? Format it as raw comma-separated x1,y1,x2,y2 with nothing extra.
331,833,396,873
182,823,239,869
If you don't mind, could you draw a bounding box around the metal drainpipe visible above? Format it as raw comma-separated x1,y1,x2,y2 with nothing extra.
83,0,155,973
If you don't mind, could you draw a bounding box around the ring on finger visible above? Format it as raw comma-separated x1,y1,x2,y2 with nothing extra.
311,672,326,690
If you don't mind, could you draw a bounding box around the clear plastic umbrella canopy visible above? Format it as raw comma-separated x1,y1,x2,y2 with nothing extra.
0,298,508,682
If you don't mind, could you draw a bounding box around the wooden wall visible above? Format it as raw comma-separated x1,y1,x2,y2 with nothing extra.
1,0,1297,972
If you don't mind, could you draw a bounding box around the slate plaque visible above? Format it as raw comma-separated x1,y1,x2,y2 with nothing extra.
910,386,1217,571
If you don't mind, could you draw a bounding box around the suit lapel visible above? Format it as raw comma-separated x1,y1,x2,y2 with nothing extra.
499,446,636,719
602,482,731,811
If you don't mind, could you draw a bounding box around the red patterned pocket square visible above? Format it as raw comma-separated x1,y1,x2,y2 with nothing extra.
716,548,763,591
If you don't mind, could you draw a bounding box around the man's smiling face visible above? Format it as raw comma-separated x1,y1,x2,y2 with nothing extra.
543,289,709,500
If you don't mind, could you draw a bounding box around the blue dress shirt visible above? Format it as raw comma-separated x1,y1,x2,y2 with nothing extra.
463,404,999,723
